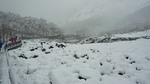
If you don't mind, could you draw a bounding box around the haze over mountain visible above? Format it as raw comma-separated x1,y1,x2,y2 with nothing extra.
61,0,150,35
0,0,150,36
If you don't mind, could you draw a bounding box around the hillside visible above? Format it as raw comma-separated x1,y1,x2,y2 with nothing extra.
61,0,150,35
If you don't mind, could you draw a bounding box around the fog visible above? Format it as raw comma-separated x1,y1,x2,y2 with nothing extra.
60,0,150,35
0,0,79,24
0,0,150,36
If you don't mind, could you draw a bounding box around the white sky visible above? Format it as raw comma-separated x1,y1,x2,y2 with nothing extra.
0,0,150,28
0,0,81,24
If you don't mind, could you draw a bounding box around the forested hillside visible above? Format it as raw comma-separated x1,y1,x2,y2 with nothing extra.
0,11,62,42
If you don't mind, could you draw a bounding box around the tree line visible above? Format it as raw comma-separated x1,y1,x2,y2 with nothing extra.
0,11,63,42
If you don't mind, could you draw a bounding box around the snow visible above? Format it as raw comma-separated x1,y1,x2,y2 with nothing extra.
114,29,150,37
60,0,150,26
80,29,150,44
7,30,150,84
0,52,11,84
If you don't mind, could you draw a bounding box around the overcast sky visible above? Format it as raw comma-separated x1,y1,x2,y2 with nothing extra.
0,0,150,29
0,0,81,24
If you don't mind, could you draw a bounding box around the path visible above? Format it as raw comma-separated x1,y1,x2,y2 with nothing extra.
0,51,11,84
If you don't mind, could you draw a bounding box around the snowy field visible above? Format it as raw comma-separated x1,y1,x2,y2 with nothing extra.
8,30,150,84
114,29,150,37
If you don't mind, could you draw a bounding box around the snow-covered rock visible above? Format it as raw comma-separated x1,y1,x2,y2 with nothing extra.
80,29,150,44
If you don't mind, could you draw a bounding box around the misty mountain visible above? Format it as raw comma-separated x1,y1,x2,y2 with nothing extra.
61,0,150,36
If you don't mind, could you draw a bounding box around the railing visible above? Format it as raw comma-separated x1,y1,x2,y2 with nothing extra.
2,40,22,51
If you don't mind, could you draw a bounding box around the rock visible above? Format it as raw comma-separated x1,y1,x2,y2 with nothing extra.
30,49,35,51
32,55,38,58
56,43,66,48
81,54,88,58
35,47,38,50
49,46,54,49
118,72,125,75
130,61,136,64
45,52,51,54
78,76,87,81
18,54,28,59
41,48,46,51
74,54,79,59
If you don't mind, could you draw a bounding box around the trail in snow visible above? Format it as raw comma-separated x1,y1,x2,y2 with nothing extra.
0,52,11,84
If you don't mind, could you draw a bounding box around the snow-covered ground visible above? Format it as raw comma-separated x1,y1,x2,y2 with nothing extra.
0,52,11,84
80,30,150,44
114,29,150,37
7,30,150,84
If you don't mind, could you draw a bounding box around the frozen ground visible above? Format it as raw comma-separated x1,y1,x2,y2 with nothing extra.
7,30,150,84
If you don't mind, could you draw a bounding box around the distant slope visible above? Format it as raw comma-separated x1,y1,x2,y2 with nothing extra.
62,0,150,36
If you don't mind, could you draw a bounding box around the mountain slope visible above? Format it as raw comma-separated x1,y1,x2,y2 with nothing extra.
61,0,150,35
